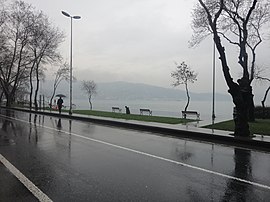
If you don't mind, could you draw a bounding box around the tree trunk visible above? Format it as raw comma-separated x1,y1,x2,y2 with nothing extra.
247,86,255,122
248,94,255,122
0,92,3,104
5,92,12,108
212,33,250,137
261,86,270,119
34,58,41,111
3,84,16,108
228,79,250,136
88,97,92,110
34,78,39,111
29,59,37,111
261,101,265,119
233,105,250,136
184,82,190,112
29,66,34,111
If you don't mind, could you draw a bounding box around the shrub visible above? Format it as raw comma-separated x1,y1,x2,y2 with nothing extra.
254,106,270,119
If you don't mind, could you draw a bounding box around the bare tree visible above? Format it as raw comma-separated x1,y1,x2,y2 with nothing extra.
0,1,64,109
29,10,64,111
171,62,198,113
259,79,270,116
255,67,270,118
0,1,34,107
81,80,97,110
49,63,70,110
0,2,6,104
191,0,270,136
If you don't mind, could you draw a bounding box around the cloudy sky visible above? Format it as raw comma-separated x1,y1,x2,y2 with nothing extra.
22,0,270,103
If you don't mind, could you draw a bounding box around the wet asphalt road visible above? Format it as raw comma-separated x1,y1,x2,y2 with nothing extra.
0,109,270,201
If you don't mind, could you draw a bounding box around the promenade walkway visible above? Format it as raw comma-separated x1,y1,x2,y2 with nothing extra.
4,107,270,152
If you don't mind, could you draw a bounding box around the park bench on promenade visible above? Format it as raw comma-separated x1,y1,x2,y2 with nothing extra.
140,108,152,116
112,107,122,113
182,111,200,120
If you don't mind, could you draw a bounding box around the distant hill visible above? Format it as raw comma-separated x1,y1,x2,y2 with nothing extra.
42,81,231,101
94,82,230,101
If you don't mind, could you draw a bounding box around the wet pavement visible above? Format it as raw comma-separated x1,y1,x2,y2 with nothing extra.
0,109,270,201
14,107,270,151
0,162,38,202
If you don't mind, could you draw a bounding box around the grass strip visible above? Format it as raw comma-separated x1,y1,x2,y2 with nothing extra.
72,110,193,124
10,105,194,125
203,119,270,136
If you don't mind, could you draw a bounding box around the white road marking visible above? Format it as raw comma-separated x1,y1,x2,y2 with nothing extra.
0,154,53,202
1,113,270,191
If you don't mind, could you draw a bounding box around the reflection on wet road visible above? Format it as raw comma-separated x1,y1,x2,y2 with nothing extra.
0,109,270,201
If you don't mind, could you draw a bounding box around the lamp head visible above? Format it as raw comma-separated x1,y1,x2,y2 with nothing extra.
73,16,81,19
61,11,71,17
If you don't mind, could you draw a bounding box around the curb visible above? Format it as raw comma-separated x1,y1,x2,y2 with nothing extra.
2,107,270,152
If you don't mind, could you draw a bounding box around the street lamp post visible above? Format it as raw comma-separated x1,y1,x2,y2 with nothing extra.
61,11,81,115
212,41,216,123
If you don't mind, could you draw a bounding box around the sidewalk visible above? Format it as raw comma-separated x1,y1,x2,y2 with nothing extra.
5,107,270,152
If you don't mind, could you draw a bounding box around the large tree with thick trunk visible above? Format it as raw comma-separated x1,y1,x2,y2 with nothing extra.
191,0,270,136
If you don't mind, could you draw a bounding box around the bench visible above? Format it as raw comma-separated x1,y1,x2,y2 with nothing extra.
140,108,152,116
182,111,200,119
112,107,122,113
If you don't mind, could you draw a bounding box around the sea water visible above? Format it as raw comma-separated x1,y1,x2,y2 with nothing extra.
72,99,234,121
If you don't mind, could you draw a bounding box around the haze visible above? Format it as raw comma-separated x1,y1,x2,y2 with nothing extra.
22,0,270,104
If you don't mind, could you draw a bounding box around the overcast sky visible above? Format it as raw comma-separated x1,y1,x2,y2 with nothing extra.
22,0,270,103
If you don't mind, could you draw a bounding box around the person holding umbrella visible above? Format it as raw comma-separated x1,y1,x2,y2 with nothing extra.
56,95,65,114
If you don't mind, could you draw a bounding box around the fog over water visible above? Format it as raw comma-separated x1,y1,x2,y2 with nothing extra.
73,99,234,121
22,0,270,102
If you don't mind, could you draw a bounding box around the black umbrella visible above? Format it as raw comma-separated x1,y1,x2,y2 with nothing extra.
55,94,66,98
